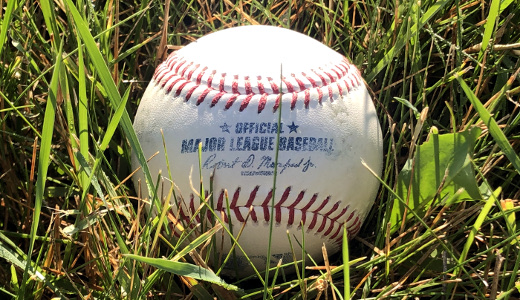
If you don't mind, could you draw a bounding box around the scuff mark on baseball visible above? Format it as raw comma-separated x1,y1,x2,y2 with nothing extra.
131,25,383,276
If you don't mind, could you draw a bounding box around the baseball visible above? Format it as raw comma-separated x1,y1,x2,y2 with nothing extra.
131,25,383,275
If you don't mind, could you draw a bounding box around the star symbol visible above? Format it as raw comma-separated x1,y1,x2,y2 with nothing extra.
288,122,299,133
220,122,231,133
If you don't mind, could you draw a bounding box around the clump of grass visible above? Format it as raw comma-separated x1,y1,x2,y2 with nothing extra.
1,0,519,299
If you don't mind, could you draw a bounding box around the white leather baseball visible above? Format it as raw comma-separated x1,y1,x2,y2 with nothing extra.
131,25,383,275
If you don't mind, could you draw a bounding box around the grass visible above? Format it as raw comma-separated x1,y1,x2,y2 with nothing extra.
1,0,519,298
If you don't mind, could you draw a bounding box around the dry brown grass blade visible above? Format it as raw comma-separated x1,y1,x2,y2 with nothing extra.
157,0,171,64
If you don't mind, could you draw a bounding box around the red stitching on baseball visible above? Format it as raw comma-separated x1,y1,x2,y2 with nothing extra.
337,83,343,97
174,59,186,74
345,210,356,223
267,77,279,94
272,96,280,112
207,70,215,87
185,85,197,102
293,73,306,90
219,74,226,92
308,213,318,230
239,94,254,112
323,221,335,236
186,63,199,79
312,195,329,213
225,94,238,110
180,61,193,77
303,193,318,228
258,93,268,113
304,89,310,108
155,52,363,112
153,66,162,80
244,76,252,94
232,75,239,94
283,78,294,93
257,76,265,94
196,66,206,84
289,190,305,207
330,206,349,222
246,187,259,222
277,187,292,207
161,73,177,90
330,65,343,79
211,92,224,107
166,77,183,93
317,87,323,104
302,72,317,88
316,214,327,233
330,224,343,240
175,81,189,97
312,69,328,86
247,186,259,207
197,88,211,105
324,201,340,218
231,188,243,222
338,60,349,75
275,187,292,223
167,55,178,69
262,189,273,222
322,70,335,82
291,92,298,109
184,187,360,241
344,79,352,92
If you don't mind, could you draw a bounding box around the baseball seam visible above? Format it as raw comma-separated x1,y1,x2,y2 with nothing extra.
176,186,361,245
152,52,364,113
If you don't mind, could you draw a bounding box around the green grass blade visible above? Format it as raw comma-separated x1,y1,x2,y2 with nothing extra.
39,0,61,49
0,92,40,137
18,40,63,298
0,236,29,274
63,0,156,202
171,224,222,262
456,76,520,175
263,66,284,300
99,86,130,151
77,39,90,190
343,225,350,300
477,0,501,62
0,0,17,58
365,0,450,82
124,254,239,291
0,234,64,297
456,187,500,276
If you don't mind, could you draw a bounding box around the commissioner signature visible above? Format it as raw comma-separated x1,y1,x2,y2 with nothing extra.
202,154,316,175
